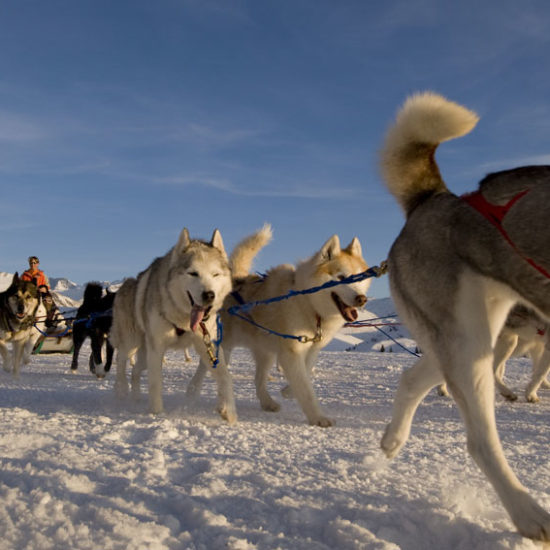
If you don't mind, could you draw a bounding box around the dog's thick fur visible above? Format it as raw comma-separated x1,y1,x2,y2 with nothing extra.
109,228,236,421
379,92,550,539
0,273,39,377
188,225,370,426
493,305,550,403
71,282,115,378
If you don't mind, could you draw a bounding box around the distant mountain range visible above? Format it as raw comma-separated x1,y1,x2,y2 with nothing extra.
0,273,120,309
0,272,416,354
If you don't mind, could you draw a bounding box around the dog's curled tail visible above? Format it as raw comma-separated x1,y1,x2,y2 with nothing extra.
230,223,272,279
380,92,479,215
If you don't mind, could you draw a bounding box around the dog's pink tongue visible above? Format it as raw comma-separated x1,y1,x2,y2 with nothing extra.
190,305,206,332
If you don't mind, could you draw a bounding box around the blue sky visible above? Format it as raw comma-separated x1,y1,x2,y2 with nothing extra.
2,0,550,298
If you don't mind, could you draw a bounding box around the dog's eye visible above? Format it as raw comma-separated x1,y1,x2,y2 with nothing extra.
188,271,199,277
212,273,220,278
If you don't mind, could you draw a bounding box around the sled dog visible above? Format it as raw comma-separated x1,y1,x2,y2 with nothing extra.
187,225,370,426
109,228,236,421
440,304,550,402
71,283,116,378
379,92,550,540
493,305,550,403
0,273,39,377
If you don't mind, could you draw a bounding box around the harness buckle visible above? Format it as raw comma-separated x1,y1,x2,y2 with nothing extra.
200,322,218,367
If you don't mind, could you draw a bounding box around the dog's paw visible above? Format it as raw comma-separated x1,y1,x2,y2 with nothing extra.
149,405,164,415
311,416,333,427
94,366,107,379
260,398,281,412
499,387,518,401
218,406,237,425
509,493,550,541
526,392,540,403
437,383,449,397
380,424,405,459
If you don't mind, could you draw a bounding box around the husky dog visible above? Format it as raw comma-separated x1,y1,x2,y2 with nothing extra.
71,283,116,378
493,305,550,403
109,228,236,421
188,225,370,426
440,304,550,402
0,273,40,377
379,92,550,539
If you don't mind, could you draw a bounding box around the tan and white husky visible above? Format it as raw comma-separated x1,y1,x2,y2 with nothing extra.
493,305,550,403
188,225,371,426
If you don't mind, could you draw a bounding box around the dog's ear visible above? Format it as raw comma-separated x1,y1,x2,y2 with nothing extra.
174,228,191,257
319,235,341,261
210,229,228,259
11,272,20,284
344,237,362,258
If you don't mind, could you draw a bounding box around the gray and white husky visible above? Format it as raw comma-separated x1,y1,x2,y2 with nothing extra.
0,273,40,377
188,224,370,426
109,228,235,421
379,92,550,540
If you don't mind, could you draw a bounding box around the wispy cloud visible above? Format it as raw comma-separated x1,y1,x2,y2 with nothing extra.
166,123,263,148
0,111,48,142
154,173,361,199
479,154,550,172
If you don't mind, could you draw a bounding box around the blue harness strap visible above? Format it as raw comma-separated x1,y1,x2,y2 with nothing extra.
226,263,388,343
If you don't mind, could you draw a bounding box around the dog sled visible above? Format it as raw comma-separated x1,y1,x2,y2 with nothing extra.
32,331,73,354
33,335,73,354
32,306,75,355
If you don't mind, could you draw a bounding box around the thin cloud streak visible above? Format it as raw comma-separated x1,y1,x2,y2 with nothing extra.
154,174,361,199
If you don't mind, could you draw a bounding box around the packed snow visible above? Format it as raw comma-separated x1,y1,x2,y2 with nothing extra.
1,346,550,549
1,274,549,549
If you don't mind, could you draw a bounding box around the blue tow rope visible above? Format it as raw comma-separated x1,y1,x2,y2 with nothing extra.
226,263,388,342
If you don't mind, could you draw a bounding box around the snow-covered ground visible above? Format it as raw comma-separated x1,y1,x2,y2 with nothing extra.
1,345,549,549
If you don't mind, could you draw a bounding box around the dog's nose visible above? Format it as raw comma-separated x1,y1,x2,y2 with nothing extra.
202,290,215,305
355,295,367,307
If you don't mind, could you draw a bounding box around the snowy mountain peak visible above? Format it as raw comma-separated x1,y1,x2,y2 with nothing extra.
50,277,79,293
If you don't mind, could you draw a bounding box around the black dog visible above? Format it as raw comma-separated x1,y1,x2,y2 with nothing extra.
71,282,115,378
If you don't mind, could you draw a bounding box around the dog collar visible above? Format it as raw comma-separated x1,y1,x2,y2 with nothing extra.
298,314,323,344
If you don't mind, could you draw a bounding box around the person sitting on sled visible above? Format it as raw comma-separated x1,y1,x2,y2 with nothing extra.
21,256,50,294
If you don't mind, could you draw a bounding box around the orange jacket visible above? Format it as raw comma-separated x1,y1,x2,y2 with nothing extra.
21,269,49,291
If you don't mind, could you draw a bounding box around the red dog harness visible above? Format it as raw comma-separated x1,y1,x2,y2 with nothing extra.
462,188,550,279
